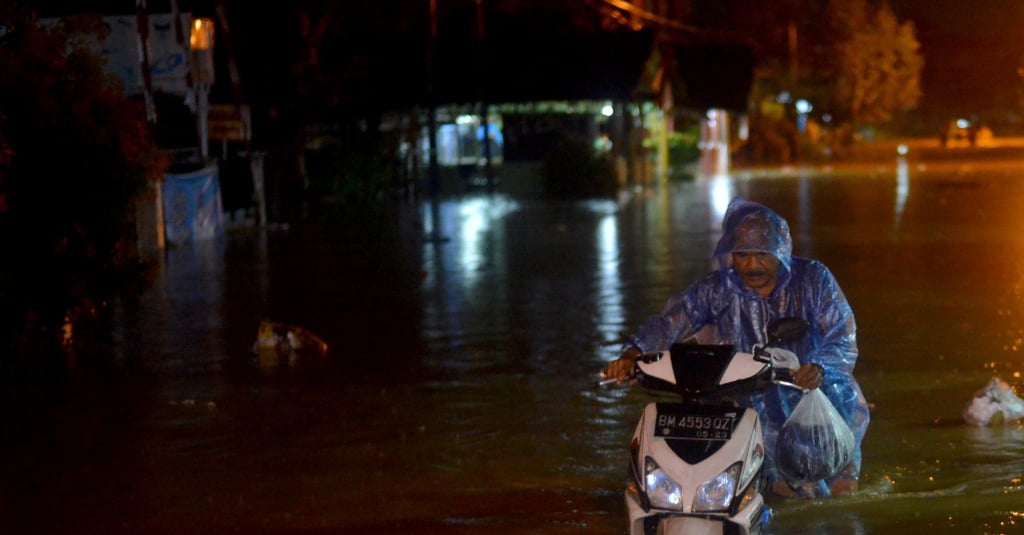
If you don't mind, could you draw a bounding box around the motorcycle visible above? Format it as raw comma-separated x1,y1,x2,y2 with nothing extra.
602,317,809,535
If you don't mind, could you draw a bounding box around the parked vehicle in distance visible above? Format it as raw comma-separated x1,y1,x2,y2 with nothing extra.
940,117,994,148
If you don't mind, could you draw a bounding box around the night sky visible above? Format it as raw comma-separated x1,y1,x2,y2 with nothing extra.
23,0,1024,130
891,0,1024,125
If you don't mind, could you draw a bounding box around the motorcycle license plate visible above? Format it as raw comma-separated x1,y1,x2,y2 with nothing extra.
655,404,738,441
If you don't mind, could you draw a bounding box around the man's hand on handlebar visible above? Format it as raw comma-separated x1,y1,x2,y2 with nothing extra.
602,347,642,384
792,363,825,390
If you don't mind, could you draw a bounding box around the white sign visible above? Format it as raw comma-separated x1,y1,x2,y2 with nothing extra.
43,13,192,96
98,14,191,96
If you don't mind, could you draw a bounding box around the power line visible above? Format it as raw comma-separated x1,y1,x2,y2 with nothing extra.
598,0,752,43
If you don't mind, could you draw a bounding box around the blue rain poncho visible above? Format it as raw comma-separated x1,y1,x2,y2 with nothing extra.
623,198,870,487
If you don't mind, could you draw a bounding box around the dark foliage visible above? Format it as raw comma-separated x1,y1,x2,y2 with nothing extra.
0,7,167,378
541,135,617,200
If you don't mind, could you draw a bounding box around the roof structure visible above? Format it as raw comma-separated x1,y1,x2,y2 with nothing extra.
666,41,755,112
27,1,756,115
360,29,658,109
364,28,754,113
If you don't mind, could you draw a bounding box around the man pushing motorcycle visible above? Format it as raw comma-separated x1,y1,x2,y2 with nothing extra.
603,198,870,498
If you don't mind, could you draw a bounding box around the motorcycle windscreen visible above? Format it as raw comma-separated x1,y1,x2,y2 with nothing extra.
668,343,736,392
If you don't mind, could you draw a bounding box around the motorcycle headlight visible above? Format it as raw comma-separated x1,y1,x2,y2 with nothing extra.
644,457,684,510
692,462,742,512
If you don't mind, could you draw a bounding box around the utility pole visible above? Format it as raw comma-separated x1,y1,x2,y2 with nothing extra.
426,0,440,196
476,0,493,192
788,19,798,84
135,0,157,124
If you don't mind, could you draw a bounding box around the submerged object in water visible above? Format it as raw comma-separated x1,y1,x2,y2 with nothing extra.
254,320,328,357
963,377,1024,426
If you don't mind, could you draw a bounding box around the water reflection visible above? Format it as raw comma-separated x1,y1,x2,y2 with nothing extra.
594,202,624,349
895,157,910,229
708,174,734,224
965,425,1024,487
13,158,1024,533
150,239,230,374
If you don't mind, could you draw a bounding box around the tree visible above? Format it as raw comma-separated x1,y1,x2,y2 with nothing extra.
0,5,167,376
824,0,923,125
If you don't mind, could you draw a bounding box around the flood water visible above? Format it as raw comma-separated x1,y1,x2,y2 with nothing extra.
6,154,1024,534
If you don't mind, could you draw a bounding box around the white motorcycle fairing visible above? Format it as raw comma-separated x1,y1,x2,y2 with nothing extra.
625,403,766,535
624,346,770,534
634,348,768,389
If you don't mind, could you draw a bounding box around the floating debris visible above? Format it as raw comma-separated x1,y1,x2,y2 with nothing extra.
168,399,216,410
963,377,1024,426
254,320,328,371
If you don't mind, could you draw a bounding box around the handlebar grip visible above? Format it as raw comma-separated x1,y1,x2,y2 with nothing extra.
771,368,809,392
638,351,664,363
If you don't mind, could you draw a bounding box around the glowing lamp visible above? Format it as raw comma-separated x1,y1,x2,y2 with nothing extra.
190,18,215,51
189,17,215,159
190,17,215,85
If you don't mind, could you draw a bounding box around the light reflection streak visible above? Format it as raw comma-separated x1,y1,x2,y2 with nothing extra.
419,196,520,351
420,199,444,290
895,157,909,230
709,175,733,226
706,175,734,258
420,195,519,289
596,209,623,352
459,199,487,282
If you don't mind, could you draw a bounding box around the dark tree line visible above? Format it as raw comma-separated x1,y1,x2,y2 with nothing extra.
0,5,166,379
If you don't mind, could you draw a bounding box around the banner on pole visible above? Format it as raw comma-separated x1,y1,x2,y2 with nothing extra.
161,164,224,245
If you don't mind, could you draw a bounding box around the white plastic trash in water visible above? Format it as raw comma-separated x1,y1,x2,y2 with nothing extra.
963,377,1024,426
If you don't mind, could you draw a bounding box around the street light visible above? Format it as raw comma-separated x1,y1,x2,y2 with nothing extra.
190,17,215,160
795,98,812,135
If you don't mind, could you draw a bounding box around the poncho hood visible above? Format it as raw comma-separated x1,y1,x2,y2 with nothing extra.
712,198,793,275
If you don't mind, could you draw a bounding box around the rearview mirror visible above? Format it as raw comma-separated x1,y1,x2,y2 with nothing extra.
766,317,809,345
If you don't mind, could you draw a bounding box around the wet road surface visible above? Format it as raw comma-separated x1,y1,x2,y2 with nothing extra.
6,152,1024,534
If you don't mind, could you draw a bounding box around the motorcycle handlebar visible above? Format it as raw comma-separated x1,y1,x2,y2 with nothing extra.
593,350,663,388
771,368,809,392
595,348,807,391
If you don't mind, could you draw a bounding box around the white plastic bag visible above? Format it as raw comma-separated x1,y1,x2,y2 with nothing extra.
776,388,855,484
963,377,1024,426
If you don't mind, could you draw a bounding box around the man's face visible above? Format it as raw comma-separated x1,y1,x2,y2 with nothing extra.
731,251,780,296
